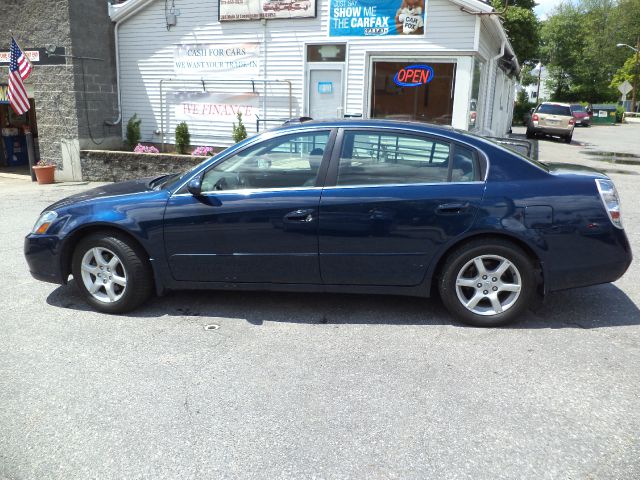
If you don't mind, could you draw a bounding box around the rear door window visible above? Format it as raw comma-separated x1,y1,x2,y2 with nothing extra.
335,131,478,185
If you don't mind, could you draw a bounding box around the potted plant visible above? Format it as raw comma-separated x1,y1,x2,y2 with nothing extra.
33,160,56,185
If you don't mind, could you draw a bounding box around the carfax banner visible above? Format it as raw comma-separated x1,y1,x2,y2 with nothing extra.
329,0,426,36
220,0,316,21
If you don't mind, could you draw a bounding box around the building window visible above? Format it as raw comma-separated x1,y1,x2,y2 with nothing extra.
370,61,456,125
468,59,484,130
306,44,346,63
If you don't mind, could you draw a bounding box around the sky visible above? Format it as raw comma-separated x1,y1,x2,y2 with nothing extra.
534,0,564,19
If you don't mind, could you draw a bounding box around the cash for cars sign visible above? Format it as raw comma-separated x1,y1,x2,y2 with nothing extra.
330,0,426,36
220,0,316,21
173,92,259,124
174,44,260,78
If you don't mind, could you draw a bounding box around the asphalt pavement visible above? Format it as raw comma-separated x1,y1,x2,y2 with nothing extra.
1,124,639,479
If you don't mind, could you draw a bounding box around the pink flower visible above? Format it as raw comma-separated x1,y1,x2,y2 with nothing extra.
192,146,214,156
134,144,160,154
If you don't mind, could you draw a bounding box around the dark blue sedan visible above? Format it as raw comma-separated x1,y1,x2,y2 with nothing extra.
25,120,632,327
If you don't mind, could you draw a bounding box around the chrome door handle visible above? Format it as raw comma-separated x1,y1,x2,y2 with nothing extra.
436,202,469,214
284,209,315,222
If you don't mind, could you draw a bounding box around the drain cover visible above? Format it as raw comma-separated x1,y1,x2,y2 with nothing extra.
204,323,220,331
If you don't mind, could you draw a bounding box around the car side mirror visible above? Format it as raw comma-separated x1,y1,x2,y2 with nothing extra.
187,175,203,196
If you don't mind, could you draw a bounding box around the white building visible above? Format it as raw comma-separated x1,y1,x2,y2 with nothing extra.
109,0,519,148
522,63,549,103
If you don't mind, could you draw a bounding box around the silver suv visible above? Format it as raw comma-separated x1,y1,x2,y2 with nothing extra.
526,102,575,143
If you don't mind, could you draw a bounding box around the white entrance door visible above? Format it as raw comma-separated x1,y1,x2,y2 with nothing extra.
308,67,343,120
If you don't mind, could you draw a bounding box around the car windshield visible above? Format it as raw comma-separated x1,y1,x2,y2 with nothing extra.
571,104,586,112
537,104,571,116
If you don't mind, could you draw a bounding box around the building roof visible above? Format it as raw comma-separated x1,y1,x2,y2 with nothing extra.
109,0,517,71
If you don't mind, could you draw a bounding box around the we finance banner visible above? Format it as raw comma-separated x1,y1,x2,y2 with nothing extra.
329,0,426,36
172,92,259,124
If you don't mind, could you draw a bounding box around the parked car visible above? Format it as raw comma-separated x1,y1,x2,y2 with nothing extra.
570,103,591,126
25,120,632,327
526,102,575,143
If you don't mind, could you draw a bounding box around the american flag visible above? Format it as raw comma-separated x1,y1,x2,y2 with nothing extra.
8,37,32,115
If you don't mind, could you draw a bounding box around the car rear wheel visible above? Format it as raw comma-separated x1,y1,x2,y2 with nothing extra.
564,134,572,143
71,233,153,313
439,240,536,327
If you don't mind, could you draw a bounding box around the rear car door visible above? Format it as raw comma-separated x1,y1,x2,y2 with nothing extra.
318,128,485,286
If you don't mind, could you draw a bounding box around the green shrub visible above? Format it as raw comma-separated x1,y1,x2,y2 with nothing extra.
126,114,141,151
512,90,536,126
175,122,190,154
232,112,248,143
615,105,625,123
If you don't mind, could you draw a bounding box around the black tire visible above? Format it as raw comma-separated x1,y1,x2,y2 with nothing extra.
71,232,153,313
438,239,536,327
564,134,572,144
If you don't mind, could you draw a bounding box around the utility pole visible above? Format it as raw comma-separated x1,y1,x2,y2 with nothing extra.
536,64,542,104
633,36,639,112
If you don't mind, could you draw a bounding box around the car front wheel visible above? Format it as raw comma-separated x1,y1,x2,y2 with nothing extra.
439,239,536,327
71,233,153,313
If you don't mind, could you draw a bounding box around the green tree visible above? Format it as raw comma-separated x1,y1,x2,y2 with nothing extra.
126,114,141,151
540,3,584,100
610,54,639,90
232,112,248,143
175,122,190,154
540,0,639,103
492,0,540,62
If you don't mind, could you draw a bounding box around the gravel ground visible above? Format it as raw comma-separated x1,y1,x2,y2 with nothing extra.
1,124,639,480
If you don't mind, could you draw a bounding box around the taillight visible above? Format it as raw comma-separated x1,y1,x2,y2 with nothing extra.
471,112,476,119
569,118,575,125
532,114,539,122
596,179,623,229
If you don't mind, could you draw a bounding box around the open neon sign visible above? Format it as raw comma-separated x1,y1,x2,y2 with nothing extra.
394,65,434,87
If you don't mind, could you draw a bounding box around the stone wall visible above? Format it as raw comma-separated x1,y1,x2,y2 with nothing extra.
69,0,121,151
0,0,78,174
80,150,208,182
0,0,120,181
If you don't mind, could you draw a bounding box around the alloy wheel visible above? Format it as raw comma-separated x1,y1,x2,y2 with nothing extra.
80,247,128,303
454,254,522,316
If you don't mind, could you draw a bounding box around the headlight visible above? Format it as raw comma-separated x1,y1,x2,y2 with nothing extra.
32,211,58,235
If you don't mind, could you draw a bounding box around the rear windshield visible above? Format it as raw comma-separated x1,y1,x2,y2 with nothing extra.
571,104,586,112
537,104,572,116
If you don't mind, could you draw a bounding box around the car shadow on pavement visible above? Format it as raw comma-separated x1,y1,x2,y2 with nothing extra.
46,281,639,329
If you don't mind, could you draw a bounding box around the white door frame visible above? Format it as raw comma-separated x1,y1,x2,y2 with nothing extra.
364,53,470,128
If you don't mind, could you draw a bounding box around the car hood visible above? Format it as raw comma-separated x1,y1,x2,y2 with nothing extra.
546,162,608,179
573,112,589,118
46,178,155,211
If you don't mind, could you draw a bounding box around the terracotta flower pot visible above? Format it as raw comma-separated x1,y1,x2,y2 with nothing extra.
33,165,56,185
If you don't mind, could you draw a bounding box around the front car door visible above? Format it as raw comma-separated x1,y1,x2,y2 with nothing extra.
318,128,485,286
163,129,334,284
